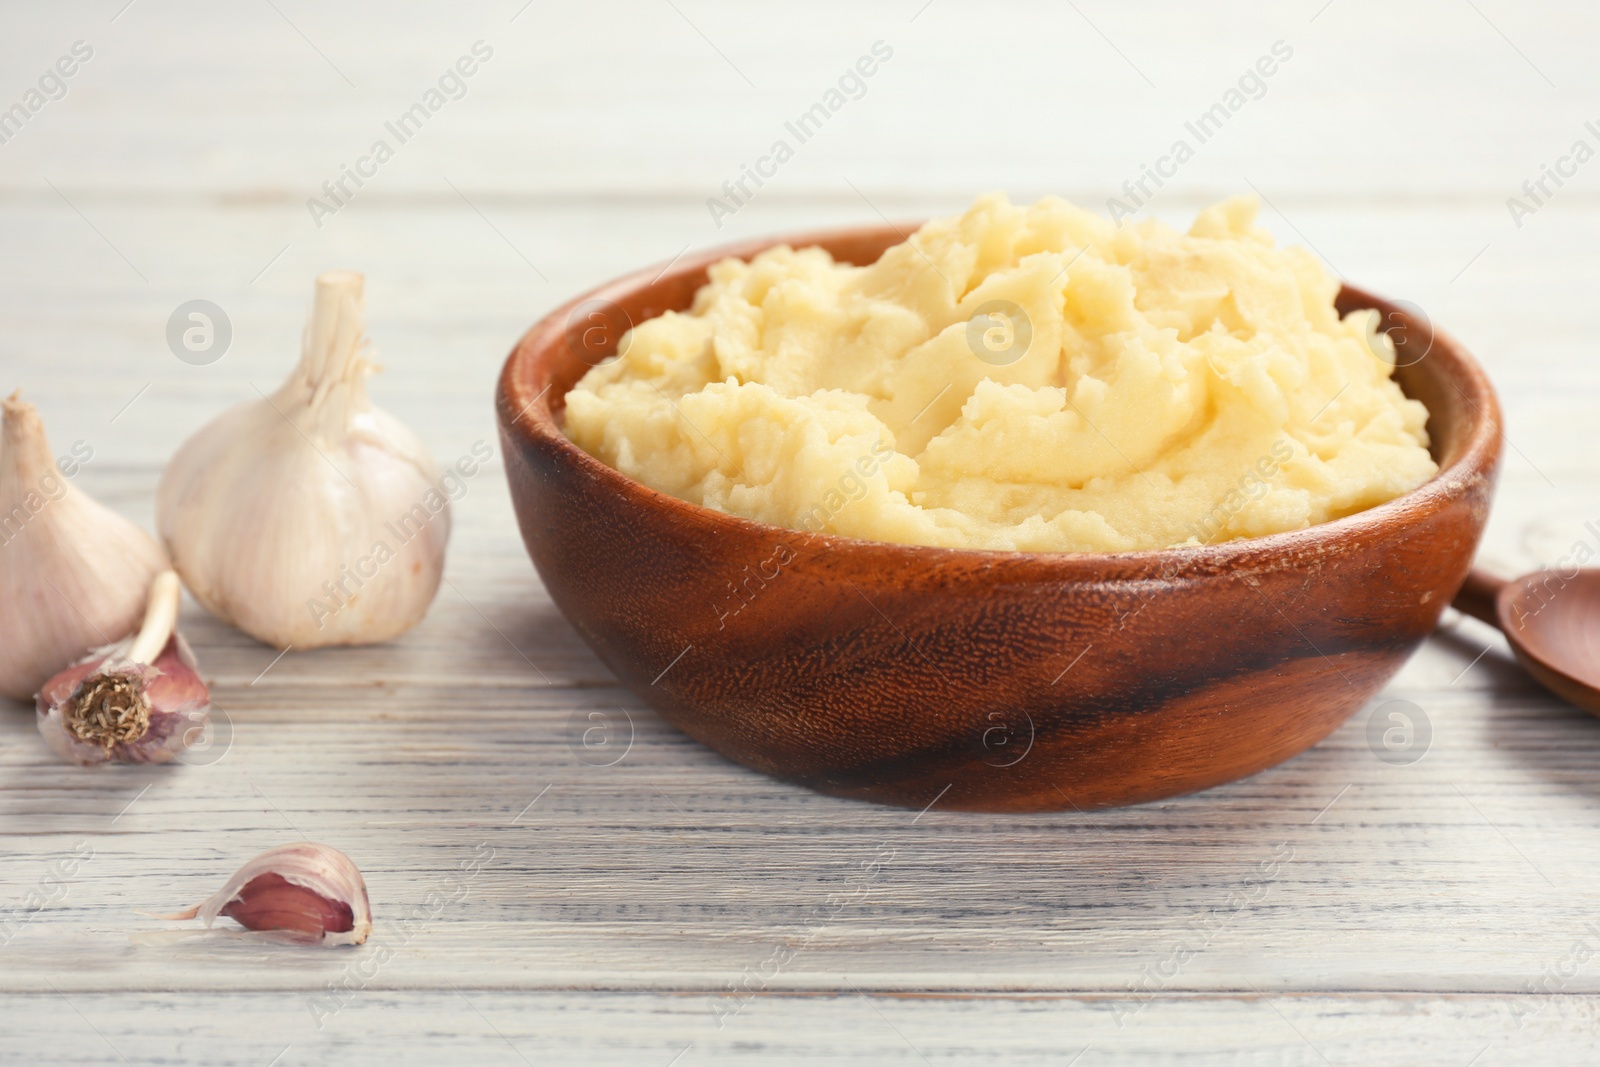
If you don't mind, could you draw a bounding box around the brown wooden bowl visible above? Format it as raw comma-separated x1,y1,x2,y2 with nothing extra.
496,225,1503,812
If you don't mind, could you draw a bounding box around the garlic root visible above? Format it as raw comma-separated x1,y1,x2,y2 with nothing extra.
0,391,170,701
36,569,212,765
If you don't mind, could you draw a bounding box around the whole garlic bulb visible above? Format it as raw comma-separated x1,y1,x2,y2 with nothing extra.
157,271,450,648
0,391,169,701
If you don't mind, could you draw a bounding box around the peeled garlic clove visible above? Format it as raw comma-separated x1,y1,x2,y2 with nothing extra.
0,391,169,701
36,571,212,765
156,271,450,649
161,843,372,946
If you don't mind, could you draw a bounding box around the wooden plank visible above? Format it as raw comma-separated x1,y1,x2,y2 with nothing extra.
0,197,1593,470
4,472,1600,999
4,1,1600,1060
0,0,1590,199
1,990,1597,1066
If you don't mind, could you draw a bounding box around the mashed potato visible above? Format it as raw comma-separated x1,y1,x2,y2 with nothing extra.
564,194,1436,552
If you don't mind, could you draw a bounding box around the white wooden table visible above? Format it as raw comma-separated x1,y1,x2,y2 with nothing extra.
3,1,1599,1063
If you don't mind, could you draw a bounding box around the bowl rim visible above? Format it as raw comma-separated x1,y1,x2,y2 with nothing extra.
497,222,1502,580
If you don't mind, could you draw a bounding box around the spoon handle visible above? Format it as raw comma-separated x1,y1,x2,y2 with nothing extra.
1452,568,1505,629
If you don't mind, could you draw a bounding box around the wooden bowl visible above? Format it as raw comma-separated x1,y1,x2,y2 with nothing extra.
496,225,1502,812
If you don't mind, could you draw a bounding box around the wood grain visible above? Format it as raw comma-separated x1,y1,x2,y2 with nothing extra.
3,0,1600,1061
4,991,1600,1066
5,473,1600,995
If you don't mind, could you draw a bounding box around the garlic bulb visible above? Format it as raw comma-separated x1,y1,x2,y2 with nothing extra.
156,271,450,648
37,570,212,765
158,842,372,946
0,391,169,701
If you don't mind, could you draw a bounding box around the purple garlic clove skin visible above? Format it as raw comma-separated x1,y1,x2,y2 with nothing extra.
36,633,212,766
160,843,372,946
35,571,210,766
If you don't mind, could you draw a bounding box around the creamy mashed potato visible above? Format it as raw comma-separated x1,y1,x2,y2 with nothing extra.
564,194,1436,552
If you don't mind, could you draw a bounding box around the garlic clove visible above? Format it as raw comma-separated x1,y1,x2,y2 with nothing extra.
0,391,169,701
156,272,450,649
160,843,372,946
36,570,212,765
216,873,356,939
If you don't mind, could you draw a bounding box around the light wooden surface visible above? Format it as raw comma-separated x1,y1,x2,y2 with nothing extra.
4,1,1600,1063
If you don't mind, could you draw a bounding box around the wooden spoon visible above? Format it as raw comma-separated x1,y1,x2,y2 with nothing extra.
1452,567,1600,716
